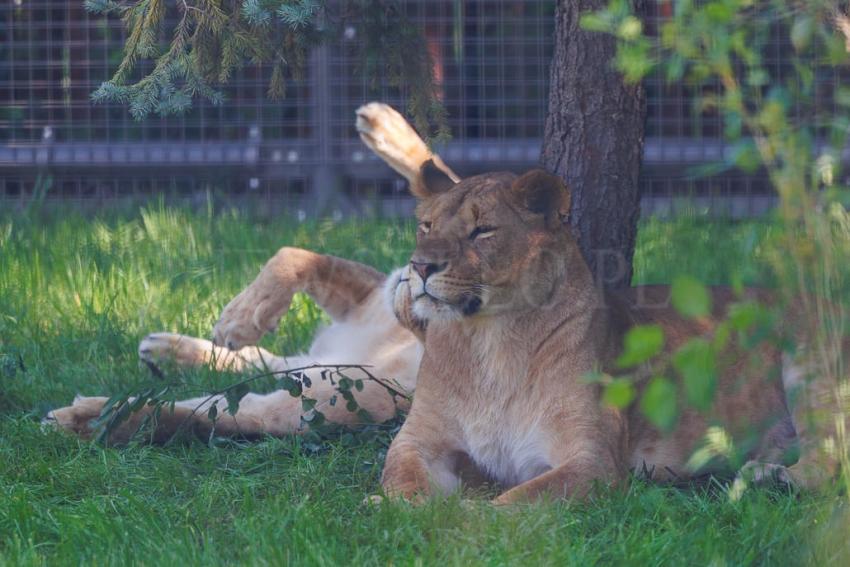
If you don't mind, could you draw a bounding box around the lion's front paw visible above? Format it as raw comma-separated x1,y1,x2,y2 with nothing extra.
139,333,215,367
42,396,109,440
213,277,289,350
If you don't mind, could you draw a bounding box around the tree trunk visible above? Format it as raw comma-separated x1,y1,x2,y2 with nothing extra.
540,0,646,290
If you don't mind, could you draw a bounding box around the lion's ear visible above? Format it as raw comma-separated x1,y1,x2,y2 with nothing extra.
511,169,571,225
412,159,457,198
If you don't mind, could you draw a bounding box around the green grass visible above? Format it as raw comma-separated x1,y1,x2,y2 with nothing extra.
0,206,844,565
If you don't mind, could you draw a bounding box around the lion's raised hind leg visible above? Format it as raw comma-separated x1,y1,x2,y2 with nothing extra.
355,102,460,188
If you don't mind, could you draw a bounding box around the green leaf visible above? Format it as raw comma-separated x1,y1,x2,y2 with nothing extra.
730,272,745,297
302,409,325,427
301,397,317,412
671,275,711,318
579,12,612,33
790,16,814,52
617,324,665,368
673,339,717,411
279,375,303,397
617,16,642,41
758,100,787,131
704,2,733,24
602,378,636,409
615,41,655,83
582,369,607,384
745,69,769,88
207,404,218,421
723,111,743,140
713,321,731,352
225,383,250,416
640,376,678,432
824,30,850,65
835,87,850,108
665,54,685,83
728,301,760,331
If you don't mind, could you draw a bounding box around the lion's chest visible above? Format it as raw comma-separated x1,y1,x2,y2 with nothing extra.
453,329,552,487
462,406,551,487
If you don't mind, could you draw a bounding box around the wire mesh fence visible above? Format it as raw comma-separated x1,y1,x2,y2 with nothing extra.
0,0,813,216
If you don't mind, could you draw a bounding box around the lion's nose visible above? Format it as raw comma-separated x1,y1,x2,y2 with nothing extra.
411,260,447,281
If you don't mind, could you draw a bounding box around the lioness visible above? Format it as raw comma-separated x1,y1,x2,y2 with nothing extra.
379,162,847,503
46,102,456,443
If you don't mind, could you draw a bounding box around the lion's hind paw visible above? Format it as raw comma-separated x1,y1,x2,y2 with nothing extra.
42,396,109,440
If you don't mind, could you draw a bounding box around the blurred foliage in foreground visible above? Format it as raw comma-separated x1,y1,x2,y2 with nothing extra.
586,0,850,496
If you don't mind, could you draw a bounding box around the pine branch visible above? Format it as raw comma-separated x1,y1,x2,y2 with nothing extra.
84,0,122,14
277,0,319,29
87,0,449,138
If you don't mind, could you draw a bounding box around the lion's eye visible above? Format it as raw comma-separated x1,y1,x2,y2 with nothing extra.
469,226,497,240
419,221,432,234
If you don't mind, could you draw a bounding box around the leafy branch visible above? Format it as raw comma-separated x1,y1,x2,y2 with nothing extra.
93,361,411,445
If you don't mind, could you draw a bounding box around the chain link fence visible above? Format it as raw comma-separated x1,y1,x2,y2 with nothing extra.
1,0,810,217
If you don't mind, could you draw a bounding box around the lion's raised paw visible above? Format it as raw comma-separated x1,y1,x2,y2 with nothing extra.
355,102,409,145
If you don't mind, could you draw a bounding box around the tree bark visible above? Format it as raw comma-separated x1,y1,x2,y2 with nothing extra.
541,0,646,290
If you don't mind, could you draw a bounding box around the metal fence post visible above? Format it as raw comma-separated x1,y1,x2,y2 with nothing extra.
308,43,344,217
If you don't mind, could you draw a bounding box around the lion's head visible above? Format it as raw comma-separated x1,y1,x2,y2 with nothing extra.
402,161,578,322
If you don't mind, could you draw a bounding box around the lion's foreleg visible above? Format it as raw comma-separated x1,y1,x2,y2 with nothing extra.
380,443,454,502
380,424,463,502
138,332,297,373
492,444,623,505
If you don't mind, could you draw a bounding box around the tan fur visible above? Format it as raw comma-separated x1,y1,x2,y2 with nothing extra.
380,166,848,503
46,103,434,444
